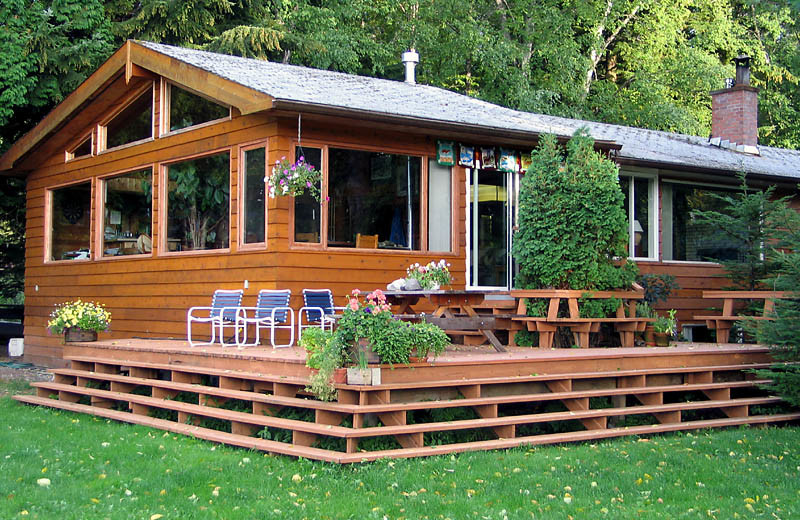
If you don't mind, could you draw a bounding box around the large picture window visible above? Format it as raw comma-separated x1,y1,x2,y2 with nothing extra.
165,151,230,252
242,146,265,244
102,168,153,257
619,174,656,259
662,183,742,262
328,148,420,249
49,183,91,261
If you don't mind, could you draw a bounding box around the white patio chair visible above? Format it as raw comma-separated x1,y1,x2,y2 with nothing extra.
235,289,295,348
186,289,244,347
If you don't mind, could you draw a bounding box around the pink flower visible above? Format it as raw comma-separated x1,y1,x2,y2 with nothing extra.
307,181,312,188
418,266,425,273
352,289,361,296
326,196,330,202
349,301,359,311
299,156,305,162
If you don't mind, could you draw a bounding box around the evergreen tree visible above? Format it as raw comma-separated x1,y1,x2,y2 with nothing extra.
512,129,638,291
692,173,793,290
753,207,800,406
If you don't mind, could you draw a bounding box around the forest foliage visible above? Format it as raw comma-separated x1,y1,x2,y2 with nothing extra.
1,0,799,298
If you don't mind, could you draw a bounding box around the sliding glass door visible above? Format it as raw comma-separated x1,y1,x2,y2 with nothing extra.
467,168,518,289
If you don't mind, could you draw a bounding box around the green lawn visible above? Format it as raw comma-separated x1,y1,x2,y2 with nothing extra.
1,379,798,519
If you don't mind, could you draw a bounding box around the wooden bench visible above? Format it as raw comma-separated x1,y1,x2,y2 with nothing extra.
695,290,790,343
510,289,653,348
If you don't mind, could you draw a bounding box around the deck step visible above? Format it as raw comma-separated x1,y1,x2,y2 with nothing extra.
334,413,800,463
51,368,354,413
50,367,771,414
65,354,771,391
27,380,783,438
12,395,345,463
30,381,351,436
64,355,310,385
14,393,799,464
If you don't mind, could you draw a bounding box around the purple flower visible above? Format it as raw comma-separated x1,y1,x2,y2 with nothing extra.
299,156,305,162
306,181,312,188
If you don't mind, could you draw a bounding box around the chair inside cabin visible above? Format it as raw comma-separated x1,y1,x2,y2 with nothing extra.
235,289,295,348
356,233,379,249
186,289,244,347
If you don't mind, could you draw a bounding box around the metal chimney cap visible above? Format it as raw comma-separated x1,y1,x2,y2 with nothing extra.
402,49,419,84
402,49,419,64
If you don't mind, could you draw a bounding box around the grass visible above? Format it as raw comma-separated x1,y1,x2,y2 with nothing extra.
1,380,799,519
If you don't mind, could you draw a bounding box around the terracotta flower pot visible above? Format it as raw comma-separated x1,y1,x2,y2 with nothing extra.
654,332,670,347
332,368,347,384
355,338,381,364
64,328,98,342
644,325,656,347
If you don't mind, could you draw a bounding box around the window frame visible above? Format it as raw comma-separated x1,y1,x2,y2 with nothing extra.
159,79,232,137
97,83,155,153
619,169,659,261
238,141,268,250
45,179,94,264
288,141,450,253
158,147,234,257
96,165,155,261
65,131,94,162
660,178,742,265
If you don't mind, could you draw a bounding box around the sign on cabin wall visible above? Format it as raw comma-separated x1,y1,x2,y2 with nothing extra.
437,140,455,166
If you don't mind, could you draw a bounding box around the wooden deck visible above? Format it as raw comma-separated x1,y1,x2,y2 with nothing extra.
14,339,800,463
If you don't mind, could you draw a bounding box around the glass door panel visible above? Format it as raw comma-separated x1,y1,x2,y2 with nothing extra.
469,169,509,288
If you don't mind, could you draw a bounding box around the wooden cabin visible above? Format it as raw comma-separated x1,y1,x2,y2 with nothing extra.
2,41,799,367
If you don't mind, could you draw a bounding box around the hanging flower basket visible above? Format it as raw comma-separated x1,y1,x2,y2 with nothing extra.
266,156,321,201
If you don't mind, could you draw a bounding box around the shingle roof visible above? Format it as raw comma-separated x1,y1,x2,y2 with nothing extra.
140,41,800,181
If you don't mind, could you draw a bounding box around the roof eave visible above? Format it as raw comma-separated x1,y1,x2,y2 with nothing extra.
271,99,623,151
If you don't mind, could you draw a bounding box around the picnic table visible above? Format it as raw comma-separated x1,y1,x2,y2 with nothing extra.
384,290,507,352
509,289,652,349
694,290,789,343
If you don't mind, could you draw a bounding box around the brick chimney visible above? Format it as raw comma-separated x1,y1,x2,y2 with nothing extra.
710,55,759,150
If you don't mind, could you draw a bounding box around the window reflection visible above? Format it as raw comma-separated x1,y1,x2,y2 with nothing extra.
328,148,420,249
102,169,152,256
166,152,230,252
294,147,322,244
50,183,91,261
106,90,152,149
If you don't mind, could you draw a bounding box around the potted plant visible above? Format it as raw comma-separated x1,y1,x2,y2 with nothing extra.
405,260,452,290
408,321,450,361
652,309,677,347
266,155,321,201
303,328,347,402
638,274,679,345
47,300,111,342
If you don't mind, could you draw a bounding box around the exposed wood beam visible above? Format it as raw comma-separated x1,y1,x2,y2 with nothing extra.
0,44,129,173
127,41,273,115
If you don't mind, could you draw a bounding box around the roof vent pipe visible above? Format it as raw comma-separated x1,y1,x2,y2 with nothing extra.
402,49,419,84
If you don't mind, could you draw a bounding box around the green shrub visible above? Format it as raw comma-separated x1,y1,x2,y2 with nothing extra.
512,130,637,291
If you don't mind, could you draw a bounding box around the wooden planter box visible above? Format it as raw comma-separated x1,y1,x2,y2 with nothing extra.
346,367,381,386
64,328,98,342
